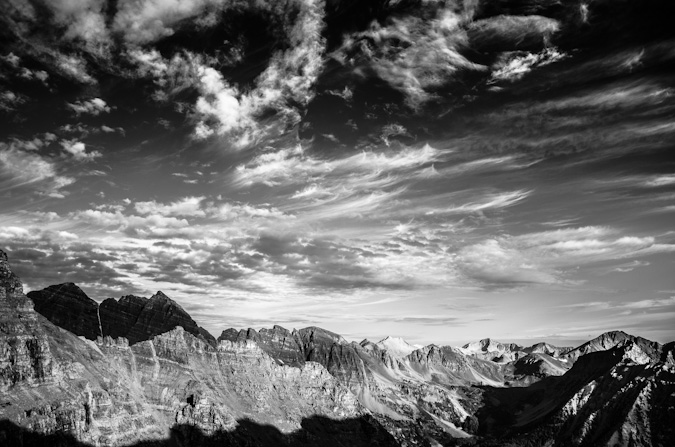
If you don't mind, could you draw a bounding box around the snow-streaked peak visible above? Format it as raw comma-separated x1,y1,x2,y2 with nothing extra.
376,336,423,357
461,338,505,354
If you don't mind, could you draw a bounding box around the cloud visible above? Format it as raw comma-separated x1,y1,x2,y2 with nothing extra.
45,0,111,53
247,233,417,291
457,239,558,286
52,53,97,84
191,0,326,145
0,237,138,297
423,190,531,215
456,226,675,288
562,296,675,312
125,0,326,146
213,203,290,221
135,196,206,217
234,143,441,188
67,98,111,115
0,52,20,68
489,47,566,84
610,260,650,273
60,140,102,161
0,145,75,197
192,65,253,139
645,174,675,187
113,0,219,44
0,90,25,111
622,296,675,309
333,7,484,107
466,15,560,52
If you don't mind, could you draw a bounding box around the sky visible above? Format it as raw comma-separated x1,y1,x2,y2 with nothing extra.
1,0,674,347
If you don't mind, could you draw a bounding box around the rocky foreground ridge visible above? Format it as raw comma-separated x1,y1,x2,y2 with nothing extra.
1,248,674,446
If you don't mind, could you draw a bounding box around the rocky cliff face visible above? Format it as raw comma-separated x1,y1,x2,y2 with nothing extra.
0,250,53,391
219,325,371,388
219,325,305,366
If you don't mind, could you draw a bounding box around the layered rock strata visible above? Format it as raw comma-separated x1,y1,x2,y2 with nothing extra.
0,250,53,391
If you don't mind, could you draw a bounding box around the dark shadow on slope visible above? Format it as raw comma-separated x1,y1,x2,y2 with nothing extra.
0,414,400,447
470,346,648,446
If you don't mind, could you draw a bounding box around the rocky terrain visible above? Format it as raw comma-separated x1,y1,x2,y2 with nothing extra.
2,248,674,446
0,250,395,446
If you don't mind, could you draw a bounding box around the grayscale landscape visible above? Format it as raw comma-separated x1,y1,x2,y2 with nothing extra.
1,0,674,445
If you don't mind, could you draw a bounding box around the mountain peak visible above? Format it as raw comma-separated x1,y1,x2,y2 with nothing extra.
376,335,421,357
151,290,173,302
27,282,101,339
598,330,630,340
462,337,504,352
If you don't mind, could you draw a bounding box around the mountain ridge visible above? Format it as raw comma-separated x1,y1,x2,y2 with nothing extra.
27,283,217,346
2,249,673,446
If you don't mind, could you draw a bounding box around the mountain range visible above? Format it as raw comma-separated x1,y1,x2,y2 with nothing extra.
1,248,673,446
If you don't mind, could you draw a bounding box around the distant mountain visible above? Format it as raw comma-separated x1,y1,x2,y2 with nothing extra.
524,341,573,357
375,336,421,357
561,330,661,362
461,337,525,362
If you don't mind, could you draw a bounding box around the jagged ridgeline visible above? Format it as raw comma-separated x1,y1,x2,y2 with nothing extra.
1,248,674,447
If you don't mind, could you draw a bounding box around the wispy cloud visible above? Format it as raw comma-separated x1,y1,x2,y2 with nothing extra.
0,145,75,197
456,226,675,288
332,7,484,107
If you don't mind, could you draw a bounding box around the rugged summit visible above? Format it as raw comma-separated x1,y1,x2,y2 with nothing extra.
562,330,660,362
100,290,216,345
28,284,216,346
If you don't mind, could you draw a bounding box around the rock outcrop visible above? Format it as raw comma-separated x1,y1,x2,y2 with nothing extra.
0,250,53,391
219,325,305,366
